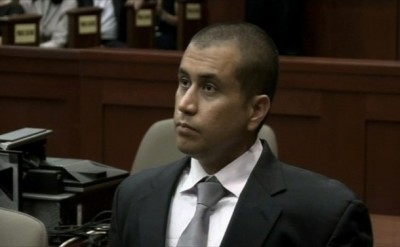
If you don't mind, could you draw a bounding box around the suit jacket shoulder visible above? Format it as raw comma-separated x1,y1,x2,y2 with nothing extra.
220,144,372,247
110,158,189,247
110,143,372,247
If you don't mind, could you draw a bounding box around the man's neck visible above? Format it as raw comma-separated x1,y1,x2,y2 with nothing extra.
197,138,258,174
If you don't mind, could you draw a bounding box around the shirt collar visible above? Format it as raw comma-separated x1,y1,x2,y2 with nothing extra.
179,139,263,197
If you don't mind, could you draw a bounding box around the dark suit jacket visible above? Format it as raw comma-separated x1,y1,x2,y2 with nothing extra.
110,142,373,246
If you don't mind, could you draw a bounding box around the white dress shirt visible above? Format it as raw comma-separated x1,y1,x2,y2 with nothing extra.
20,0,77,48
94,0,117,40
166,139,263,247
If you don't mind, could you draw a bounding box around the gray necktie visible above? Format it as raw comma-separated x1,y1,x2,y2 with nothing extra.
176,176,226,247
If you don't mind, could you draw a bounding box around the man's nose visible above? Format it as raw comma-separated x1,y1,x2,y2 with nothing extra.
177,87,197,115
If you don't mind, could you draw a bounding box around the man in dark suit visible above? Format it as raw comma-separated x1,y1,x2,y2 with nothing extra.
109,22,373,246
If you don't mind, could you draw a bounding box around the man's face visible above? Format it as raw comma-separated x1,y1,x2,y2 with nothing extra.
174,42,256,166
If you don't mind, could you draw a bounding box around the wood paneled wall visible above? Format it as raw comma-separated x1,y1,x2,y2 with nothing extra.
0,46,399,216
302,0,400,60
205,0,400,60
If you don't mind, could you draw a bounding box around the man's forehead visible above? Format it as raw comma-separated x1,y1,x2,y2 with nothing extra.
187,39,239,51
181,42,241,66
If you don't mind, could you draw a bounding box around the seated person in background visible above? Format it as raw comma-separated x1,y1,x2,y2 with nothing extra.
155,0,177,50
19,0,77,48
0,0,24,17
126,0,143,10
78,0,127,47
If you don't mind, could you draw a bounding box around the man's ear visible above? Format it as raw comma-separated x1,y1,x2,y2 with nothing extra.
248,95,270,131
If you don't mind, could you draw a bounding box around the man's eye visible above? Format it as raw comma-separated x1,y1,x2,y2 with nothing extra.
179,78,190,88
203,84,216,92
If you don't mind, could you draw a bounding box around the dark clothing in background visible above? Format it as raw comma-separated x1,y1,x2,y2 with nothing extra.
246,0,303,55
0,2,25,36
156,0,176,50
0,2,24,17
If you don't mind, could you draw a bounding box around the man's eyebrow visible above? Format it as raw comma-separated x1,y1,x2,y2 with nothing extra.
178,68,189,76
178,68,219,80
198,73,218,80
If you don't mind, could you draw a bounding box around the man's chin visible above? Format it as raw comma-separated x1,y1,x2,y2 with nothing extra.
177,146,194,155
177,144,200,157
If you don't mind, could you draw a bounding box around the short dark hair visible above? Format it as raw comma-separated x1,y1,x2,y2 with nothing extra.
189,22,280,102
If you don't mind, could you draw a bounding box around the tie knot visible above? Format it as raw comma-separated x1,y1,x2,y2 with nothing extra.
196,176,226,208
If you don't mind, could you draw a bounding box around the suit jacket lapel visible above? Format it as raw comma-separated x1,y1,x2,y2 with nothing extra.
221,143,286,247
136,159,189,247
131,142,285,247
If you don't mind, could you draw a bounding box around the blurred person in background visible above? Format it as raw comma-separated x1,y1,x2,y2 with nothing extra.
78,0,128,47
20,0,77,48
0,0,24,17
0,0,25,44
155,0,177,50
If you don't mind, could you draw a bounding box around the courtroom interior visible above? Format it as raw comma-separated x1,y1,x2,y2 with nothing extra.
1,0,400,246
